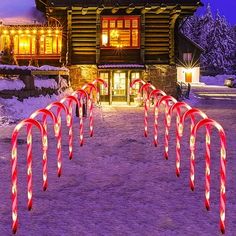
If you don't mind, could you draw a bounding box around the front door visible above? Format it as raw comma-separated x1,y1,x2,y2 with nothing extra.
112,72,127,102
185,71,192,83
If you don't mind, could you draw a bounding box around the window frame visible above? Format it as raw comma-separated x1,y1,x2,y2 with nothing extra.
101,16,140,49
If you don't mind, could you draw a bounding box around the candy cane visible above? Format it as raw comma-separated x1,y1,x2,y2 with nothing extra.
30,109,58,185
11,118,47,234
130,78,146,95
154,95,177,151
190,118,226,234
165,102,192,175
82,83,98,137
92,78,108,102
180,108,208,182
139,83,156,137
46,102,70,177
61,95,82,159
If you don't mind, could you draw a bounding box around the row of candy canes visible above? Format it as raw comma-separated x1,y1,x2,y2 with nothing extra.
11,78,107,234
130,80,227,234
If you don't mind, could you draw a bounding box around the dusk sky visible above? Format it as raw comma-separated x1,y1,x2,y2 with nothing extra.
199,0,236,25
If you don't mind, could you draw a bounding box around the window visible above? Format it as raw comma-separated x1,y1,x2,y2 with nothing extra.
0,35,10,52
101,17,140,48
40,35,62,55
131,72,140,95
99,73,109,95
13,35,36,54
183,53,192,62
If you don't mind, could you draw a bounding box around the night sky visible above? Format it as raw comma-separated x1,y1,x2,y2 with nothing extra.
199,0,236,25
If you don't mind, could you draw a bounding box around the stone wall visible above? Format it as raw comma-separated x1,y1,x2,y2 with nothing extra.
144,65,177,97
69,65,97,89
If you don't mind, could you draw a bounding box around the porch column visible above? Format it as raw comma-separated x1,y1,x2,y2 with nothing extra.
127,70,131,105
109,70,113,105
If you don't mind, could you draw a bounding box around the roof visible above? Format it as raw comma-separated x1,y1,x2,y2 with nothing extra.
37,0,203,8
178,33,205,52
0,0,45,25
98,64,145,69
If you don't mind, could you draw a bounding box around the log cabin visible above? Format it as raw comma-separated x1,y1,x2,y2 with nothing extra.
1,0,203,104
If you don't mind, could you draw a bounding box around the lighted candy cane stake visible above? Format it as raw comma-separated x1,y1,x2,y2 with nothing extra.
30,109,58,188
139,83,156,137
46,102,70,177
72,89,89,145
130,78,146,96
180,108,208,178
154,96,177,153
148,89,166,145
61,95,82,159
165,102,191,175
92,78,108,103
12,118,47,234
82,83,98,137
190,118,226,234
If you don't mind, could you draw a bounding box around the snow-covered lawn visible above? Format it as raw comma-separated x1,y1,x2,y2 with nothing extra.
0,96,235,235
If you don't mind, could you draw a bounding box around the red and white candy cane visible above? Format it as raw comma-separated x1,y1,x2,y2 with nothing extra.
190,118,226,234
92,78,108,102
72,88,89,119
11,118,47,234
46,102,70,177
61,95,82,159
180,108,208,183
148,89,167,114
82,83,98,137
30,109,58,187
154,95,177,152
139,83,156,137
165,102,191,176
130,78,146,95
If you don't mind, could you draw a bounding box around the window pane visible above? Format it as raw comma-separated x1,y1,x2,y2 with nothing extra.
19,36,31,54
102,30,108,47
53,37,58,54
125,20,130,28
58,35,62,53
119,30,130,47
14,36,19,54
117,20,123,28
31,36,36,54
45,36,53,54
99,73,109,95
40,36,45,54
0,35,10,51
102,20,108,28
131,72,140,95
110,30,119,47
132,19,138,28
132,29,138,47
110,20,115,28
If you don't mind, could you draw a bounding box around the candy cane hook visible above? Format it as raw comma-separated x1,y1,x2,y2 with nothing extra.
61,95,82,159
190,118,226,234
139,83,156,137
11,118,47,234
154,95,177,151
165,102,191,175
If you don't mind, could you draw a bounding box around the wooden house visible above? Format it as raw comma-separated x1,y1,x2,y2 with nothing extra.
38,1,202,103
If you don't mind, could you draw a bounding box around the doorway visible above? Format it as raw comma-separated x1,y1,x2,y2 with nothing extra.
185,71,192,83
112,72,127,102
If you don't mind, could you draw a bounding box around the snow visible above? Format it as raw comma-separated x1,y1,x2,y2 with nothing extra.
0,88,72,122
0,97,235,235
0,77,25,90
34,78,58,90
0,77,235,234
0,64,69,72
0,0,45,25
200,74,236,86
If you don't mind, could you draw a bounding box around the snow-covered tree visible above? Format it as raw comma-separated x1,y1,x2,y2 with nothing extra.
181,4,235,74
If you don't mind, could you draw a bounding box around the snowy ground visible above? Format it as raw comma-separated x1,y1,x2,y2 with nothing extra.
0,92,235,235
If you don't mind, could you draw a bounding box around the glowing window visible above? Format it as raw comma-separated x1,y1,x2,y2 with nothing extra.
131,72,141,95
183,53,192,62
99,73,109,95
101,16,140,48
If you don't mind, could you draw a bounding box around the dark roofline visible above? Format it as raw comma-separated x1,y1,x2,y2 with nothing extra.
179,32,205,52
35,0,203,10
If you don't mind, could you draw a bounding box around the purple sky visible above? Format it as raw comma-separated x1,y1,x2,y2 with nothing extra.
199,0,236,25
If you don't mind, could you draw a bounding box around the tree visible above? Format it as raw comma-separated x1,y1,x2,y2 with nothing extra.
0,46,18,65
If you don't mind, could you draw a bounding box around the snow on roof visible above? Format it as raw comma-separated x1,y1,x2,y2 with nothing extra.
0,0,45,25
98,64,145,69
